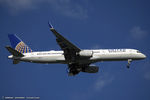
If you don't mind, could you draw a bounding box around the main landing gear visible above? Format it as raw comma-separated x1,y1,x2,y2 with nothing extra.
127,59,132,68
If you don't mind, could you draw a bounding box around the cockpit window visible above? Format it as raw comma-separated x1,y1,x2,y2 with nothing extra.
137,50,141,53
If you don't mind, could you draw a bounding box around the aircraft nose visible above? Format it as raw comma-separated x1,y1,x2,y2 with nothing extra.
142,53,146,59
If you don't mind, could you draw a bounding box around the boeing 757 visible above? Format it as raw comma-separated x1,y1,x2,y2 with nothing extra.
6,23,146,76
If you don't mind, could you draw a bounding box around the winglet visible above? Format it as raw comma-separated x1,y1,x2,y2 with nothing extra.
48,21,53,29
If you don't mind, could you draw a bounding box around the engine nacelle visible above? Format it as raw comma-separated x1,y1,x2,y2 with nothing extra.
82,65,99,73
78,50,93,57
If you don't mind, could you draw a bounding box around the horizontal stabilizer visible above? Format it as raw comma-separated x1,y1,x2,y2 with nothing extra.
5,46,24,57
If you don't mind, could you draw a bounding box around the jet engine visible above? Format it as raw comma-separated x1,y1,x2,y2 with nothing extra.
78,50,93,57
82,65,99,73
67,64,99,76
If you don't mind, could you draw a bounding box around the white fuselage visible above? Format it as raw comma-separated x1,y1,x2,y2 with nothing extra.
8,49,146,64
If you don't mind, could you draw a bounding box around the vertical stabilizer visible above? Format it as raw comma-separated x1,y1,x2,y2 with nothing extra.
8,34,32,53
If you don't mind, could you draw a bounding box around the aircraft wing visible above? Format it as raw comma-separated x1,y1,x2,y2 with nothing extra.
48,23,81,62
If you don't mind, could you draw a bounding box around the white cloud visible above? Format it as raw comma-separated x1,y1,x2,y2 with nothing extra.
49,0,88,19
0,0,88,19
69,73,114,100
94,73,114,91
0,0,39,13
130,26,148,40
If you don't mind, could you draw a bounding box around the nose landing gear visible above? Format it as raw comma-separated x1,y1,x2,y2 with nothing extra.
127,59,132,68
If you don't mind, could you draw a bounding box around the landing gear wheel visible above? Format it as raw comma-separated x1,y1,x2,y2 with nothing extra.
127,65,130,69
67,67,80,76
127,59,132,68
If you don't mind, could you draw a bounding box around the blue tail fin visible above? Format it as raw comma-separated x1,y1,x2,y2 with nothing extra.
8,34,32,53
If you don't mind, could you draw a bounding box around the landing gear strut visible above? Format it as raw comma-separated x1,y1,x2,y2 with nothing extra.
67,64,81,76
68,67,81,76
127,59,132,68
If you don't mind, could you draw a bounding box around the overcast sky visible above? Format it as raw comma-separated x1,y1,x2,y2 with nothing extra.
0,0,150,100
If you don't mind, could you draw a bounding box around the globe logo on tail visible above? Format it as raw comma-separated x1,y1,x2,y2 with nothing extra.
15,41,32,53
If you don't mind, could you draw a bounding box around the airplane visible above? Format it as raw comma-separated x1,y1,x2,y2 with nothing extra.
5,23,146,76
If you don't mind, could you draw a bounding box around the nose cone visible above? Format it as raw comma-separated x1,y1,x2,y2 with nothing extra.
141,53,146,59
